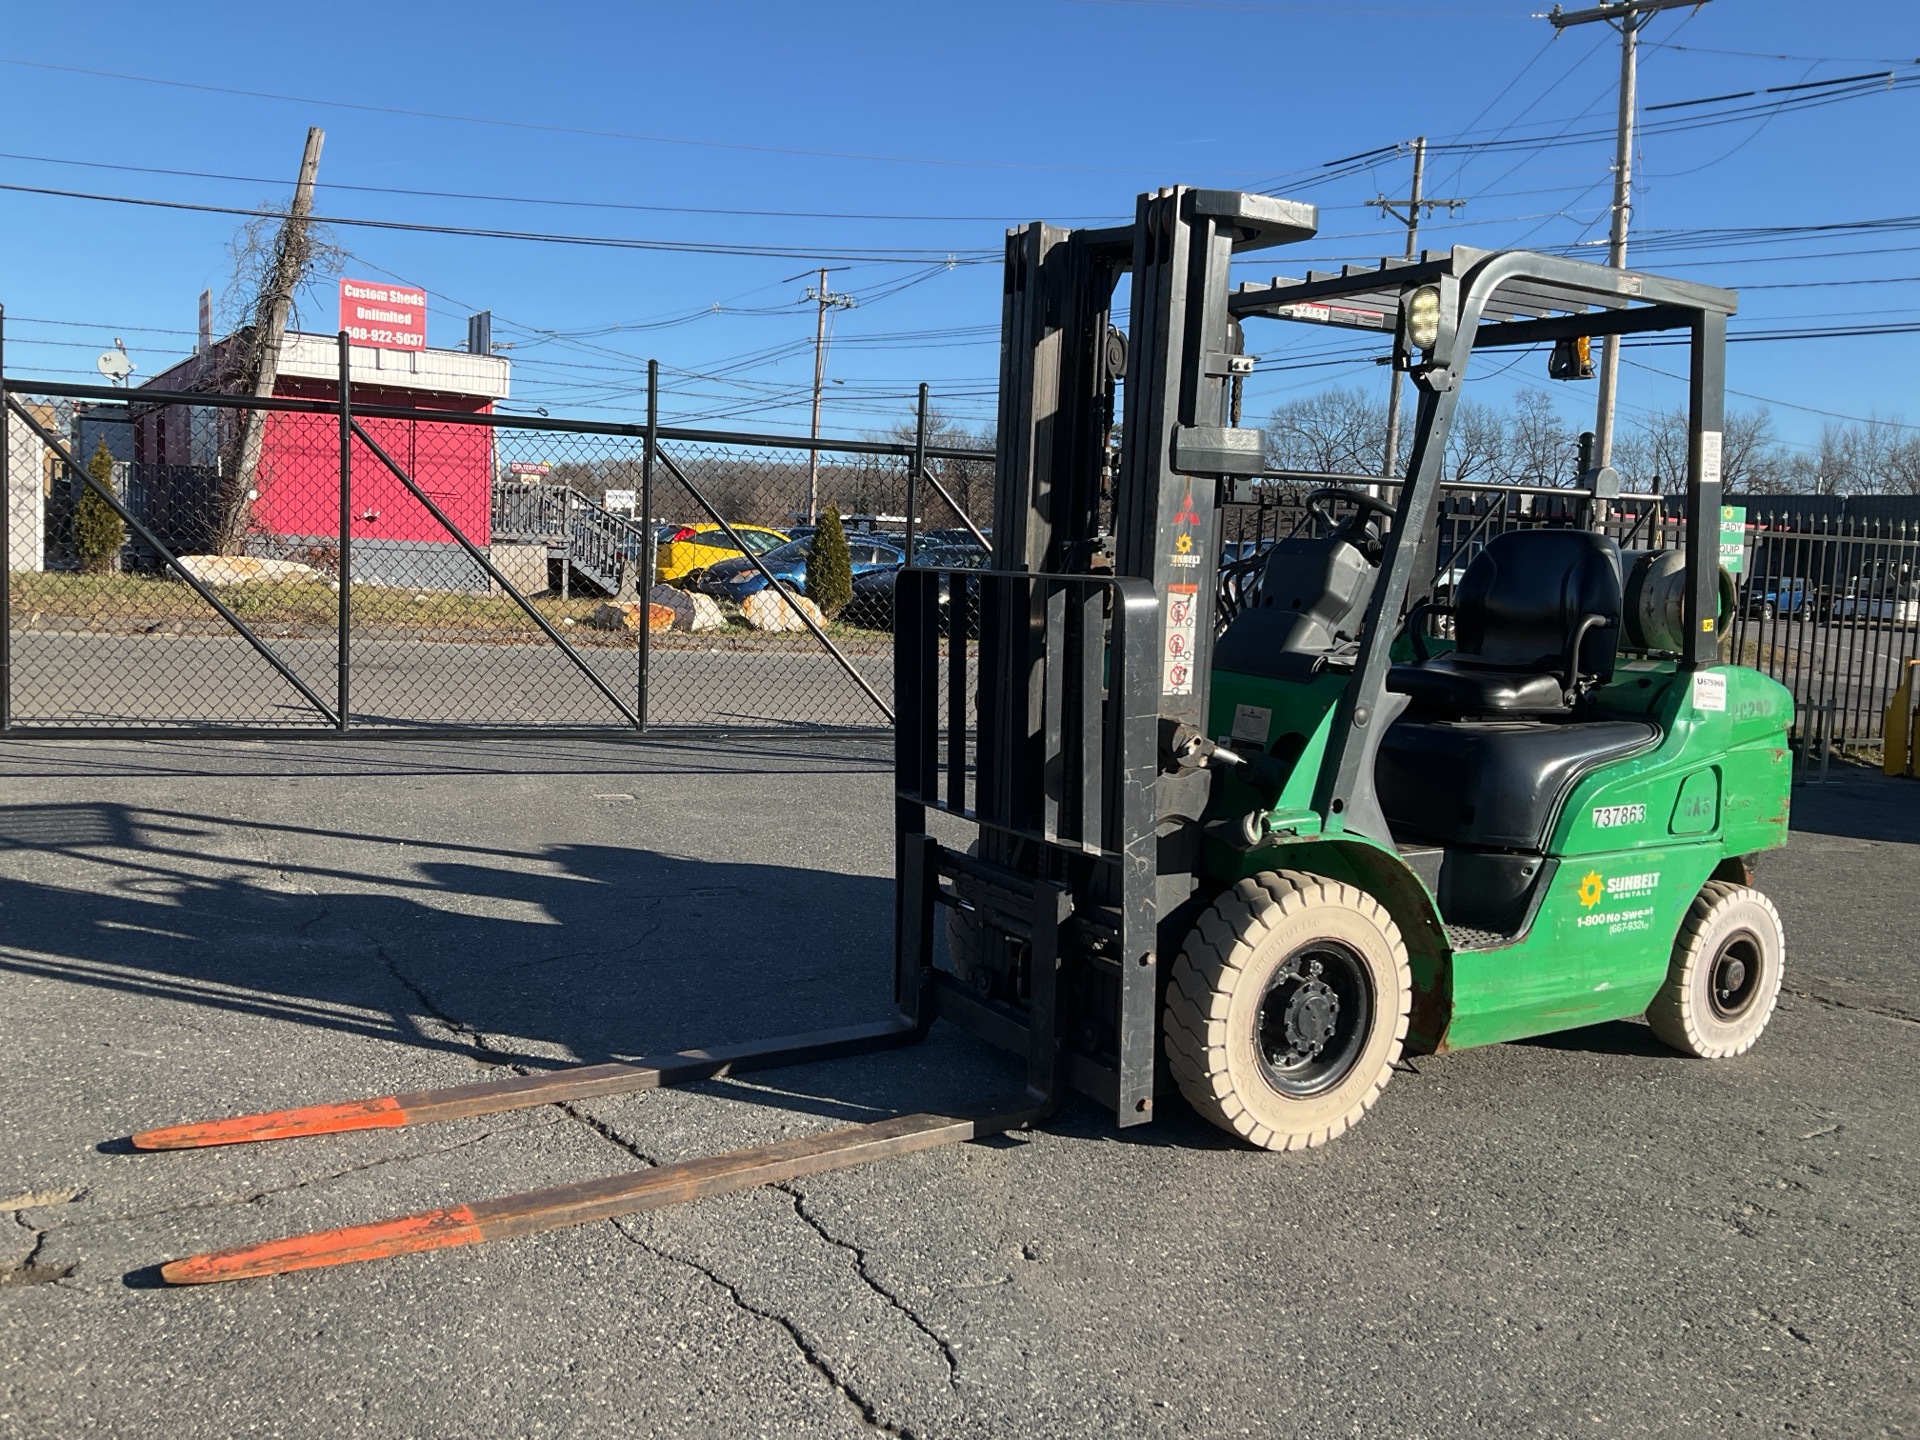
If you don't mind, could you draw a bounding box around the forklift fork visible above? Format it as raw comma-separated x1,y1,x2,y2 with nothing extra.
143,1011,1049,1284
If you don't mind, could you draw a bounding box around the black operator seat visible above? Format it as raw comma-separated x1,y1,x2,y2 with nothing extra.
1388,528,1627,715
1376,529,1658,855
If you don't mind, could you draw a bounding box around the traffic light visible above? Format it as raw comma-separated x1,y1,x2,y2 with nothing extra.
1549,334,1594,380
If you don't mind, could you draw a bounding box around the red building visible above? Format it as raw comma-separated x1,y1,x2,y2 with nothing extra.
134,332,511,590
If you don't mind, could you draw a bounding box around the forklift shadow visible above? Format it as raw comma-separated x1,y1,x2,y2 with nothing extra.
0,799,1008,1133
1511,1018,1673,1059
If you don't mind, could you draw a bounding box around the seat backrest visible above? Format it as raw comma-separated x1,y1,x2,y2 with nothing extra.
1454,529,1624,682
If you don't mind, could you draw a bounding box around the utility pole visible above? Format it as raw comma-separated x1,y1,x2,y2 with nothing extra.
220,125,324,553
803,267,855,523
1375,136,1464,478
1546,0,1711,468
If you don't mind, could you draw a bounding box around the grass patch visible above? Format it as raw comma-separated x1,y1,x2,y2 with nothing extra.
6,571,899,651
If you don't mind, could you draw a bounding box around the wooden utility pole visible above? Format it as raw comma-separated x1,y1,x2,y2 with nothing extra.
219,126,324,553
1375,137,1464,479
1546,0,1712,468
803,267,855,523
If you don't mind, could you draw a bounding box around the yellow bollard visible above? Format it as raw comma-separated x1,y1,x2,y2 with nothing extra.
1886,658,1920,777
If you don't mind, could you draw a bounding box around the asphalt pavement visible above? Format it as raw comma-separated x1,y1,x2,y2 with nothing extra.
1,737,1915,1438
7,631,898,729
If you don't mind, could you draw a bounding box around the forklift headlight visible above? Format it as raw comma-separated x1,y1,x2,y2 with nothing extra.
1404,285,1442,352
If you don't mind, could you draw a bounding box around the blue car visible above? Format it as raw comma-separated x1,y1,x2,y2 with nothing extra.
694,535,909,604
1742,578,1812,621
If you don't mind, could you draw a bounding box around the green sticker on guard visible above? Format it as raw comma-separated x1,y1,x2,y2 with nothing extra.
1718,505,1746,576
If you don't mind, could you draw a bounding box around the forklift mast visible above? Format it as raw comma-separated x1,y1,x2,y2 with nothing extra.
981,189,1318,918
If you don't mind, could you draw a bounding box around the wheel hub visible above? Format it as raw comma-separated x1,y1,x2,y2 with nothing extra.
1282,980,1339,1058
1254,943,1374,1099
1708,931,1762,1020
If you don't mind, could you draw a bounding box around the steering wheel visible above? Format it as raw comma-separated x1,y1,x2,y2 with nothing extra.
1305,486,1396,563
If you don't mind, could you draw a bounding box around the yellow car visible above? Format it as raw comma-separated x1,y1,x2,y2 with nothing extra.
655,524,790,584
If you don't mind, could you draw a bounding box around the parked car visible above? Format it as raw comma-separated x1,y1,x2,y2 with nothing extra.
1742,578,1813,621
1838,563,1919,625
655,524,790,584
1838,587,1920,625
694,535,910,605
843,545,990,632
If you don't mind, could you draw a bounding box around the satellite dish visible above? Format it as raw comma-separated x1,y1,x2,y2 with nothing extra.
96,350,133,382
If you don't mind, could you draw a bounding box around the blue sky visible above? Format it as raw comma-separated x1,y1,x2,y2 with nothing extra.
0,0,1914,453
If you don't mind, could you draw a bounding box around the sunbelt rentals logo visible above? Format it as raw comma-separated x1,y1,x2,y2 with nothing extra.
1577,869,1660,908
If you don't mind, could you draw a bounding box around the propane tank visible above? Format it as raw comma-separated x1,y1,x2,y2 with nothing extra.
1620,549,1736,654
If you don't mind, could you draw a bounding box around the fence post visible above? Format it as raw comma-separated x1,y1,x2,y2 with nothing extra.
336,330,352,732
0,302,10,734
638,358,657,733
906,383,928,565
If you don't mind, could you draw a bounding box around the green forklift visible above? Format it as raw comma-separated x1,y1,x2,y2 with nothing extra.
126,188,1792,1284
918,185,1794,1153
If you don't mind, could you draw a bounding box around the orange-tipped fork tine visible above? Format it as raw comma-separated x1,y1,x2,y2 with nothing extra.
131,1019,914,1151
161,1103,1038,1284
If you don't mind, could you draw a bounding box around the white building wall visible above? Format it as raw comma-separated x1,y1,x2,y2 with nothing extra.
7,418,46,572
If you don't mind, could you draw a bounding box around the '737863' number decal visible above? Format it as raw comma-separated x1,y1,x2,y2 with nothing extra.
1591,803,1646,829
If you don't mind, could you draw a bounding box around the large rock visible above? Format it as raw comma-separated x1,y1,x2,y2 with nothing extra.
688,593,726,631
588,601,677,632
647,584,696,629
175,555,319,587
742,589,826,633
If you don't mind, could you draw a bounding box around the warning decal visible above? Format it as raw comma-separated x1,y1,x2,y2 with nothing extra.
1162,585,1199,696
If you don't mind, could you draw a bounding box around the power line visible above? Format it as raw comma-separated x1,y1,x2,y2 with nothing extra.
1638,41,1920,65
1620,356,1920,431
0,147,1132,226
0,179,998,264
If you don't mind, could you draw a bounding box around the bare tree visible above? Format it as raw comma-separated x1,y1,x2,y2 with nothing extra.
1504,388,1579,486
1441,400,1506,485
1264,386,1385,476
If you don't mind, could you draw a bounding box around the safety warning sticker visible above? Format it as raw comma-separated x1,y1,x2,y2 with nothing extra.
1231,703,1272,746
1163,585,1199,696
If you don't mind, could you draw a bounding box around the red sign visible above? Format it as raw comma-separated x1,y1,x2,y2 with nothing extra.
339,278,428,351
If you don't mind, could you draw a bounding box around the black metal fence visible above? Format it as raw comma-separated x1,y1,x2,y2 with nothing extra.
1222,474,1920,755
2,336,992,736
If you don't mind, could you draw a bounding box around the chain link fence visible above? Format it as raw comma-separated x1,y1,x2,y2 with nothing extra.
1,349,991,736
7,348,1914,752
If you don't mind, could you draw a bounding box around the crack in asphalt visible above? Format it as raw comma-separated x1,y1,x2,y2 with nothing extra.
608,1217,927,1440
378,943,946,1431
380,949,673,1171
1783,986,1920,1027
0,1222,75,1289
556,1101,665,1168
508,910,666,972
380,946,503,1056
777,1182,960,1387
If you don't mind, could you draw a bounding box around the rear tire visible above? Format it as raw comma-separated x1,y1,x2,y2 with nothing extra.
1647,882,1785,1059
1165,872,1411,1151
